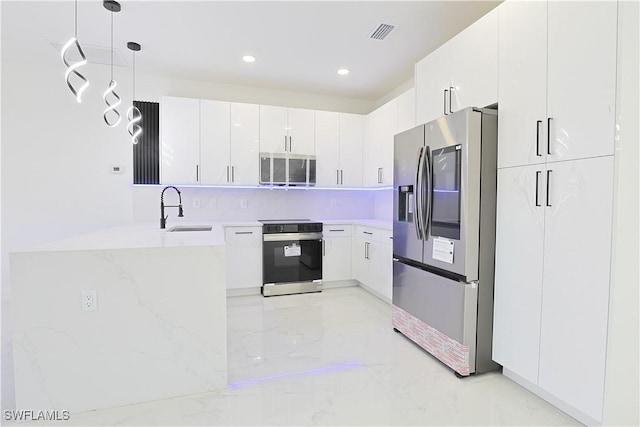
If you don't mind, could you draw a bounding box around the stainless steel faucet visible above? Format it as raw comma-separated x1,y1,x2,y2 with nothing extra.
160,186,184,229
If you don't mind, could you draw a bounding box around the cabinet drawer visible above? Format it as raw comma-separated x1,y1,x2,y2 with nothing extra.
323,224,352,237
355,225,392,243
224,226,262,244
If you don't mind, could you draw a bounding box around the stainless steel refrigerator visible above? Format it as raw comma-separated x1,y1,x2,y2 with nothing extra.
392,107,500,376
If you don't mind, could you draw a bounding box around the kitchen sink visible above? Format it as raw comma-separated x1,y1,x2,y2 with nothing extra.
166,225,212,232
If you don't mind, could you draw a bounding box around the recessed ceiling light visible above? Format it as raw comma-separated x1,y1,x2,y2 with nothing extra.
242,55,256,63
337,68,350,76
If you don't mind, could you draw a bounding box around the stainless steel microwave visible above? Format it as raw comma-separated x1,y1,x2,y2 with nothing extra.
260,153,316,186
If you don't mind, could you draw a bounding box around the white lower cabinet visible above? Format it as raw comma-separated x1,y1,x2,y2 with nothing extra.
224,226,262,290
322,225,352,281
352,226,392,301
493,156,615,422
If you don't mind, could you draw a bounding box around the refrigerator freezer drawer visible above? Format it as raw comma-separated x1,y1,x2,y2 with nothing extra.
392,259,478,374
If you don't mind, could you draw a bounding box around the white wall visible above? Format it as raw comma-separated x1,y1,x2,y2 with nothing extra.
603,1,640,425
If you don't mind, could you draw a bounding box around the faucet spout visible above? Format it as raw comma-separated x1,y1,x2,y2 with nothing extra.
160,186,183,229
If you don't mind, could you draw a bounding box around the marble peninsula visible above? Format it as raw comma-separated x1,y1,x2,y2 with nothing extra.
9,223,229,413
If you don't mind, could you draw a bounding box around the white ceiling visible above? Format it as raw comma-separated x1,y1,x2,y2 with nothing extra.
1,1,501,101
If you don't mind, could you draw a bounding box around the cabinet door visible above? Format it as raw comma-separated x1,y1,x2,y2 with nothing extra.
449,8,499,113
546,1,617,162
397,88,416,133
352,237,368,284
160,97,200,184
492,165,545,385
230,103,260,186
323,234,352,282
314,111,341,187
378,99,398,186
224,227,262,289
200,100,231,185
363,109,381,187
338,113,364,187
497,0,547,169
538,157,614,421
259,105,288,154
287,108,315,154
373,240,393,301
415,44,451,125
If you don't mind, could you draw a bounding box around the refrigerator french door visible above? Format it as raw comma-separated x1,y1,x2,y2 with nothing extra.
392,107,500,376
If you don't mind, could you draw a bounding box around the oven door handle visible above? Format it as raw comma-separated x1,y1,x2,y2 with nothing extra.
263,232,323,242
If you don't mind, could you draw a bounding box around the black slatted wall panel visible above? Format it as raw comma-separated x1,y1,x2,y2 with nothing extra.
132,101,160,184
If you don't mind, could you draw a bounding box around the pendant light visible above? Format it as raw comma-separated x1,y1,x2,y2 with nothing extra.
61,0,89,103
102,0,122,127
126,42,142,144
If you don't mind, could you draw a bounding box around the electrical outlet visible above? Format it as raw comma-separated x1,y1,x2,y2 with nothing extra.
240,199,248,209
192,198,201,208
81,290,97,312
209,198,217,208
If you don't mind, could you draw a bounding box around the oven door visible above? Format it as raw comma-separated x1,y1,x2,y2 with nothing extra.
262,233,323,284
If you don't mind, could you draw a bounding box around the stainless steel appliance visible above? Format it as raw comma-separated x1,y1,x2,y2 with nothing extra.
260,220,323,296
260,153,316,186
392,107,500,376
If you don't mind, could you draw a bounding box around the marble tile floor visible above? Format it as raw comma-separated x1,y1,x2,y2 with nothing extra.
9,287,580,426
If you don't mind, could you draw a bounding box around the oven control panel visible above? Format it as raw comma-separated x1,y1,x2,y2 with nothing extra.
262,222,323,234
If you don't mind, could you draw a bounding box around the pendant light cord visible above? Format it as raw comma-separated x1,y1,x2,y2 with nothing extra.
132,52,136,100
110,11,114,80
74,0,78,38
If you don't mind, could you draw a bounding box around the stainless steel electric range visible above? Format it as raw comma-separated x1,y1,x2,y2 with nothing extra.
259,220,323,296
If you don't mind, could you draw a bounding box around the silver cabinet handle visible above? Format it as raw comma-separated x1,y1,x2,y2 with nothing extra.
363,231,373,235
329,229,345,232
547,117,553,155
322,239,326,256
340,170,344,185
336,170,340,185
536,121,542,157
449,87,454,113
289,136,292,152
284,135,287,151
232,166,235,182
443,89,448,115
546,170,552,207
226,166,230,182
196,164,199,182
235,231,254,235
364,242,369,259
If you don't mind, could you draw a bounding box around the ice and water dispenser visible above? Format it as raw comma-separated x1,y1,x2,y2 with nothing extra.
397,185,414,223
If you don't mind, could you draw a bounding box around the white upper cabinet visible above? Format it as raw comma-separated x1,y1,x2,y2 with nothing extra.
287,108,315,154
364,99,398,187
449,8,499,113
259,105,289,154
415,9,499,125
315,111,341,187
397,88,416,133
259,105,315,155
160,97,201,184
315,111,364,188
498,0,617,168
229,103,260,186
546,1,617,163
200,100,231,185
497,0,547,168
415,45,451,125
338,113,364,187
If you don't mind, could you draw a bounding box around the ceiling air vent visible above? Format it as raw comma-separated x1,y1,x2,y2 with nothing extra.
369,23,396,40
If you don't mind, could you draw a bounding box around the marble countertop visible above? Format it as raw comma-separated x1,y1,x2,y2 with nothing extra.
17,219,391,253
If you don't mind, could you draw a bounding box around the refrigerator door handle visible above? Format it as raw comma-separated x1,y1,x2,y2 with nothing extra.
414,147,424,239
423,147,432,238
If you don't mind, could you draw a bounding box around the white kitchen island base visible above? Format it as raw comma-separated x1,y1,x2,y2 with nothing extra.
10,244,227,414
